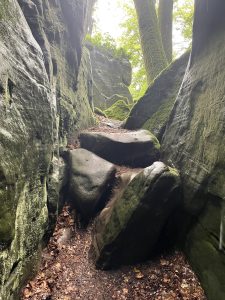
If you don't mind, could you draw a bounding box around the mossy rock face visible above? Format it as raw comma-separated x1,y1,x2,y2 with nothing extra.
161,1,225,299
18,0,95,145
104,100,132,121
142,98,175,140
91,162,181,269
0,1,52,297
124,51,190,139
0,0,95,298
0,0,9,21
185,198,225,300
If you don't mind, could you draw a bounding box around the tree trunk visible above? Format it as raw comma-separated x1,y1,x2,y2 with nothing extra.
158,0,173,62
133,0,168,84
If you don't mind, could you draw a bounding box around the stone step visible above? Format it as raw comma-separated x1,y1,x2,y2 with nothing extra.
79,129,160,168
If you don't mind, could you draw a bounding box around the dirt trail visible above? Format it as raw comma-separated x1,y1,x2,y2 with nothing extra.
21,117,206,300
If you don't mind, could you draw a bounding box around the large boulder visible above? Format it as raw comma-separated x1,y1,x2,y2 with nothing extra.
68,149,116,220
86,42,132,110
79,130,160,168
124,51,189,140
161,0,225,299
91,162,181,269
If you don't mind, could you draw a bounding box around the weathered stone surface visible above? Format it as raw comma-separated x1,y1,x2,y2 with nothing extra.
125,51,189,140
45,156,68,239
86,42,132,110
18,0,96,144
91,162,181,269
0,0,95,298
162,1,225,299
0,1,53,298
68,149,116,220
79,130,160,168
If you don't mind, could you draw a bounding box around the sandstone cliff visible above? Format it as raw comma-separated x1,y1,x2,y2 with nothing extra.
162,1,225,299
0,0,95,298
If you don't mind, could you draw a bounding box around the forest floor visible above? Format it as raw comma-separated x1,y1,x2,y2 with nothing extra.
21,116,207,300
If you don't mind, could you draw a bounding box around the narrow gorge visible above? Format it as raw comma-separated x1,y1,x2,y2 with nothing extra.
0,1,224,300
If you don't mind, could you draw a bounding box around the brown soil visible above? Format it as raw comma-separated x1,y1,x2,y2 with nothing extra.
21,116,207,300
21,206,206,300
82,116,129,134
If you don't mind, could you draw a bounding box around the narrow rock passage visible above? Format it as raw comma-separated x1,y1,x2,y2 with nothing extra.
21,117,206,300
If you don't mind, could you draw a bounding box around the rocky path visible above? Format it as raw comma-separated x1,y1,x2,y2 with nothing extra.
21,116,206,300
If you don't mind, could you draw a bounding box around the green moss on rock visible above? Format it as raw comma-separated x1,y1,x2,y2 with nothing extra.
185,199,225,300
0,0,9,21
143,97,175,138
125,51,190,135
92,162,181,269
104,100,132,121
94,107,107,117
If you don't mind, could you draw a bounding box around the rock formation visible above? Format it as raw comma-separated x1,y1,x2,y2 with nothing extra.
104,100,132,121
0,0,95,298
79,130,160,168
86,42,132,110
68,149,116,221
125,51,189,140
91,162,181,269
162,0,225,299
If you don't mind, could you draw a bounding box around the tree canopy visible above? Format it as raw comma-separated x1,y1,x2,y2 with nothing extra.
92,0,194,100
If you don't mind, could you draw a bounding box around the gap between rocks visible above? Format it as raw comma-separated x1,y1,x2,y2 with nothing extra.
21,116,206,300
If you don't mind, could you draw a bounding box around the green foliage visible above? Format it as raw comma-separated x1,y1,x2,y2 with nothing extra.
118,1,148,100
118,0,194,98
104,100,132,121
85,32,128,59
90,0,194,100
173,0,194,49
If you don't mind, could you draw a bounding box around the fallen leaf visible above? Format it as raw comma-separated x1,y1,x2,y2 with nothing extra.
135,272,144,279
160,259,168,266
163,277,170,283
55,262,61,271
181,283,189,289
133,267,140,273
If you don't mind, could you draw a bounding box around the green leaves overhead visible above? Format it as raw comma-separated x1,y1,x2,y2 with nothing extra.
173,0,194,49
85,32,128,59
